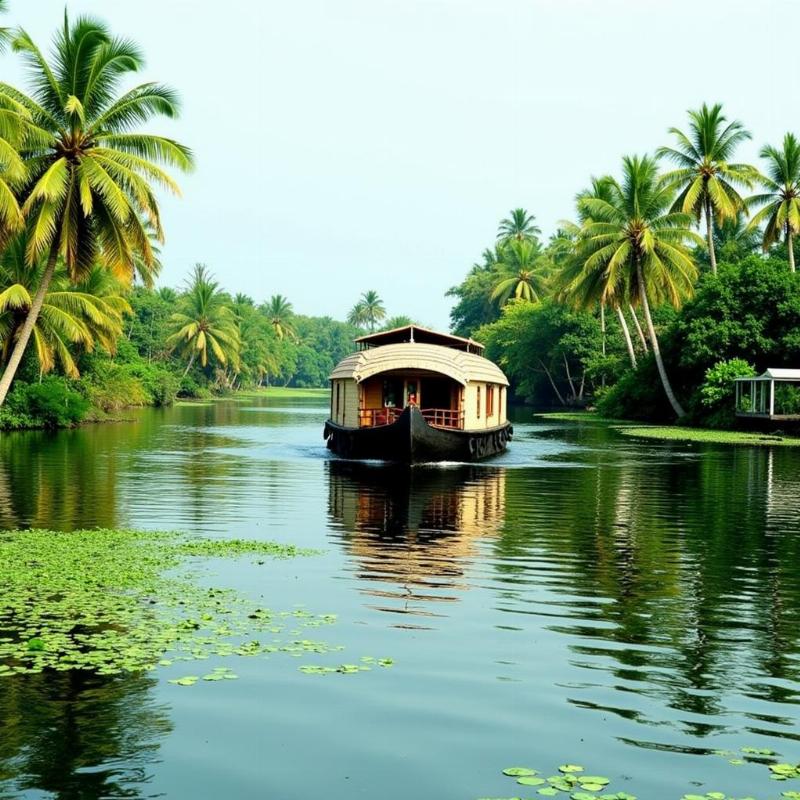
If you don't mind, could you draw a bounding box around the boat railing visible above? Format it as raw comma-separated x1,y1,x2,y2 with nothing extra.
359,407,403,427
420,408,464,430
358,406,464,430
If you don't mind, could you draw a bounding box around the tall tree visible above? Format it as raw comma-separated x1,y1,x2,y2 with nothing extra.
657,103,755,275
497,208,541,243
264,294,296,340
748,133,800,272
557,177,641,368
491,239,548,306
166,265,238,376
350,290,385,332
0,236,129,377
0,13,192,404
576,155,701,418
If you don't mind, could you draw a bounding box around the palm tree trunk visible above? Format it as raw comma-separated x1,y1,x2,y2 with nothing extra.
538,358,566,406
636,260,686,419
0,243,59,406
182,350,197,377
705,196,717,275
600,303,606,357
788,228,796,273
616,306,637,368
563,353,577,400
628,304,648,353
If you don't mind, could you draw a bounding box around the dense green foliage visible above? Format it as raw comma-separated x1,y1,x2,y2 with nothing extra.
449,103,800,431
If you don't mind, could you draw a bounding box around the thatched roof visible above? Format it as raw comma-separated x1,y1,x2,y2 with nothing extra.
330,342,509,386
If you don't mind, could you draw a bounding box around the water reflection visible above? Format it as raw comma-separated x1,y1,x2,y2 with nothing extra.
0,671,171,798
327,461,505,622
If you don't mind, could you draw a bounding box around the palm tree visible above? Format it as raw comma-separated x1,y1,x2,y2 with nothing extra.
657,102,756,275
166,265,238,376
557,176,647,367
0,13,193,405
747,133,800,272
497,208,541,243
491,239,548,306
264,294,296,340
576,155,701,418
380,315,417,330
0,236,129,377
351,290,385,332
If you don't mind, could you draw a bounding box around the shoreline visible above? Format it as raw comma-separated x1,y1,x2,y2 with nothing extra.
533,410,800,447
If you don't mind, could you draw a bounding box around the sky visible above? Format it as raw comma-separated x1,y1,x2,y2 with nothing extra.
4,0,800,328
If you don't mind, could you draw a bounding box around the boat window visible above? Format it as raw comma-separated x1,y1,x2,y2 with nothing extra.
335,382,340,419
486,384,494,417
476,385,481,418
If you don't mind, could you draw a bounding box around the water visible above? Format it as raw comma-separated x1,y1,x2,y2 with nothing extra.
2,394,800,799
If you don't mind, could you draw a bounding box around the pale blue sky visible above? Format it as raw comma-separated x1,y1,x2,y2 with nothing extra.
4,0,799,327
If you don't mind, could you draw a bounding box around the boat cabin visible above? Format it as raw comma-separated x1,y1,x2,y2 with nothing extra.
734,369,800,420
328,324,509,432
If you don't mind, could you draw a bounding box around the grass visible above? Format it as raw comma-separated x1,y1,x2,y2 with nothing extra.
235,386,328,399
533,410,800,447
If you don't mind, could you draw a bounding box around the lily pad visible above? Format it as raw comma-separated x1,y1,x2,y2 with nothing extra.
503,768,538,777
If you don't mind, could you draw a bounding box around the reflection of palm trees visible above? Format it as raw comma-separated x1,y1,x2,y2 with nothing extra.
492,436,800,745
327,461,506,622
0,671,171,798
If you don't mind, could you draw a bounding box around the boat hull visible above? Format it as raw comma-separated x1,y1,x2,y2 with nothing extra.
323,405,512,463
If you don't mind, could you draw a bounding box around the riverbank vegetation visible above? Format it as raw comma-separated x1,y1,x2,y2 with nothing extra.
0,9,405,430
448,104,800,431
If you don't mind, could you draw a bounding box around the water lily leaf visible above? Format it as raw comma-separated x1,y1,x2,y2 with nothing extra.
580,777,609,787
517,777,546,787
560,766,584,774
538,790,559,797
503,768,538,777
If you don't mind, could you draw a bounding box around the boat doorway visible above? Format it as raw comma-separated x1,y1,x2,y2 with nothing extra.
420,377,456,411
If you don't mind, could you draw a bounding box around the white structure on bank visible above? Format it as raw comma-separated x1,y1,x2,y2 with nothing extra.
734,369,800,420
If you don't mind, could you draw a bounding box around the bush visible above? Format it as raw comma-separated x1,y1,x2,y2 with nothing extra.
0,378,89,430
595,357,672,421
697,358,756,428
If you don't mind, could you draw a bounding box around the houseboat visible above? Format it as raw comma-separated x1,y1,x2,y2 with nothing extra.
323,325,512,462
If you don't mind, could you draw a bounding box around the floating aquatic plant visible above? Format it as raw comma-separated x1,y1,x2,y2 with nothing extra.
0,528,358,682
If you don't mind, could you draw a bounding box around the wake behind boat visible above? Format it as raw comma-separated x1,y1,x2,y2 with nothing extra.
323,325,512,463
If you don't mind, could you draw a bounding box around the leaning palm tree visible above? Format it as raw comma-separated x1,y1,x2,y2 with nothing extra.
264,294,296,340
0,13,193,404
354,290,385,332
747,133,800,272
0,236,129,377
491,239,548,306
657,103,756,275
166,265,238,376
576,155,701,418
497,208,541,243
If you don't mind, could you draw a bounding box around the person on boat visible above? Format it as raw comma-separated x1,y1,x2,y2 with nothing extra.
407,392,417,406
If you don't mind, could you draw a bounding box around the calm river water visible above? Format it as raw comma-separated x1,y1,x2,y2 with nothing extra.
2,393,800,799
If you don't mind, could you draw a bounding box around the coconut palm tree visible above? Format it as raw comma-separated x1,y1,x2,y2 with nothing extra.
350,290,385,332
0,236,130,377
0,13,193,404
166,265,238,376
497,208,541,243
264,294,296,340
491,239,548,306
556,176,644,368
747,133,800,272
657,103,756,275
576,155,701,418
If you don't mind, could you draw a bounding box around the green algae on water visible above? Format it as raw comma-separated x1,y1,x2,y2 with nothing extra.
0,528,330,679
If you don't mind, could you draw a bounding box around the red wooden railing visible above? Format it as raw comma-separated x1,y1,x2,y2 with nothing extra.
358,406,464,430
